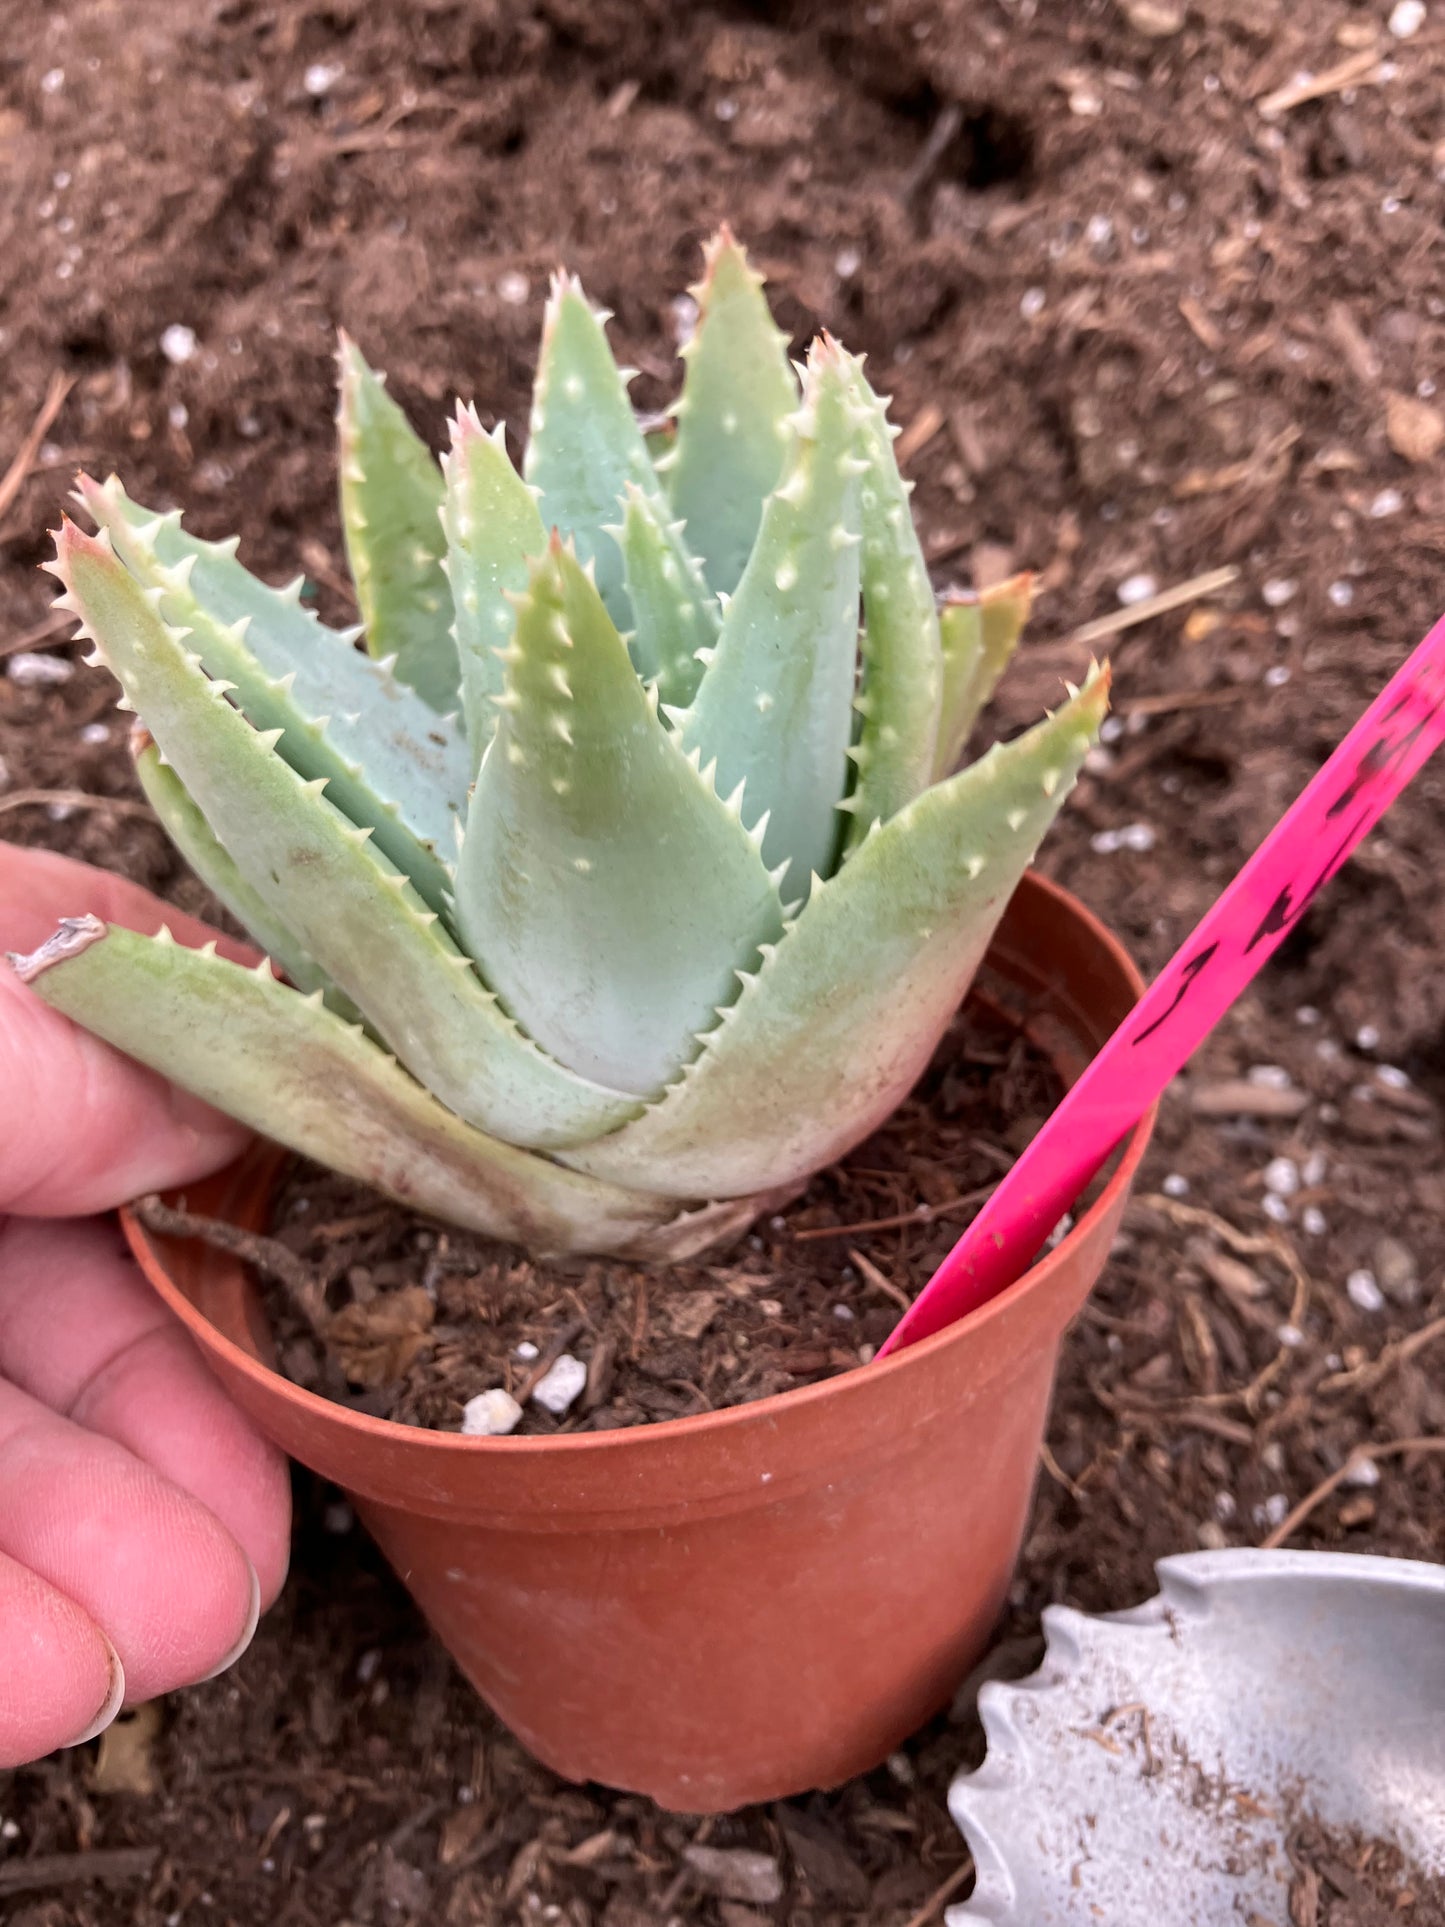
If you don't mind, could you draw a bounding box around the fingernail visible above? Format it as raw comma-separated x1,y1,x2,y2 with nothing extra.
67,1633,126,1749
197,1556,261,1683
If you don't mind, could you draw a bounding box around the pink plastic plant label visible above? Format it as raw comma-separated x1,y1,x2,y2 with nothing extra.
880,613,1445,1357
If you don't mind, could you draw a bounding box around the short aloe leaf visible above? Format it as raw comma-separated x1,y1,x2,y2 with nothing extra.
13,919,681,1256
661,228,798,598
457,537,784,1093
78,473,467,914
675,337,863,903
439,405,548,772
52,524,638,1149
614,482,718,708
523,276,661,629
843,363,943,847
935,573,1035,778
130,727,357,1015
337,336,457,713
565,668,1109,1199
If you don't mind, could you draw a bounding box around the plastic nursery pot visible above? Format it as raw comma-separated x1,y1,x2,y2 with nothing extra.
121,872,1153,1813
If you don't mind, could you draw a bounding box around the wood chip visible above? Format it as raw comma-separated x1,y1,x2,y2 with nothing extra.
1385,390,1445,464
683,1845,784,1905
1256,49,1382,118
1188,1079,1310,1119
894,402,944,469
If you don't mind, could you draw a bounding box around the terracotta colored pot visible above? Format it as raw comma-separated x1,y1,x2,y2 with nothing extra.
121,873,1153,1812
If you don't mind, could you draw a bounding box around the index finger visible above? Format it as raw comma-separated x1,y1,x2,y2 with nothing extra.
0,843,253,1214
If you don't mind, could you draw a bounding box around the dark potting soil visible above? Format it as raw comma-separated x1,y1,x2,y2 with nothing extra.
258,1002,1061,1432
3,0,1445,1919
1287,1817,1444,1927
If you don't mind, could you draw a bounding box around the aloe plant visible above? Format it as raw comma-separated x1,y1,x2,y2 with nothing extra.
15,231,1107,1259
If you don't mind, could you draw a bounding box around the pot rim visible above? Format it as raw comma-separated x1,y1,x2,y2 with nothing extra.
122,871,1155,1460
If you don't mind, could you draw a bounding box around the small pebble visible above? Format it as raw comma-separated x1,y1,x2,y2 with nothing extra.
1263,664,1291,688
1277,1323,1304,1348
160,323,198,365
1197,1520,1229,1550
496,270,530,305
1389,0,1426,36
832,1303,855,1323
1369,488,1404,518
1355,1024,1381,1051
8,651,73,685
1262,1193,1291,1224
1117,572,1159,606
356,1648,382,1684
460,1389,523,1437
1248,1064,1293,1090
530,1354,587,1416
1262,1441,1285,1472
1327,580,1355,609
1294,1005,1321,1027
1302,1206,1327,1237
1162,1173,1190,1198
1375,1064,1410,1090
834,245,861,279
1214,1491,1237,1521
41,68,65,94
1343,1457,1382,1488
1262,577,1297,608
1085,213,1114,247
1373,1235,1419,1304
1302,1150,1328,1186
1259,1493,1290,1529
1019,286,1046,319
1346,1269,1385,1314
80,721,110,745
514,1340,539,1361
1263,1156,1299,1197
303,61,343,96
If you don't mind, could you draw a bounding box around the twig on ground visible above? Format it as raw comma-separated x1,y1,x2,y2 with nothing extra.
1039,1440,1086,1500
1256,49,1383,119
0,788,155,822
847,1245,913,1314
0,609,72,658
1261,1437,1445,1549
0,371,75,526
1066,566,1239,649
900,1858,974,1927
1131,1195,1310,1413
131,1193,330,1333
0,1848,159,1899
792,1185,991,1240
1318,1310,1445,1398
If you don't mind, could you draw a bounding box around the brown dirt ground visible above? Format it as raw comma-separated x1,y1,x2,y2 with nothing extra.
1,0,1442,1921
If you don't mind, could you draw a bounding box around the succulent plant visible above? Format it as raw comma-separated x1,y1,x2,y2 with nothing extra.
17,231,1106,1260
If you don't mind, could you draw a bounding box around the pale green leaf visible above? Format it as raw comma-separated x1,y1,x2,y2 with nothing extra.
456,537,784,1093
661,228,798,597
674,338,863,903
53,524,638,1148
565,668,1109,1198
337,335,458,712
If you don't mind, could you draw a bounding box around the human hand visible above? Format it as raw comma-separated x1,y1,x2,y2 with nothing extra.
0,842,291,1766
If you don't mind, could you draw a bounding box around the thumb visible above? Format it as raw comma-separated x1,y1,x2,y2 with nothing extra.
0,844,253,1215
